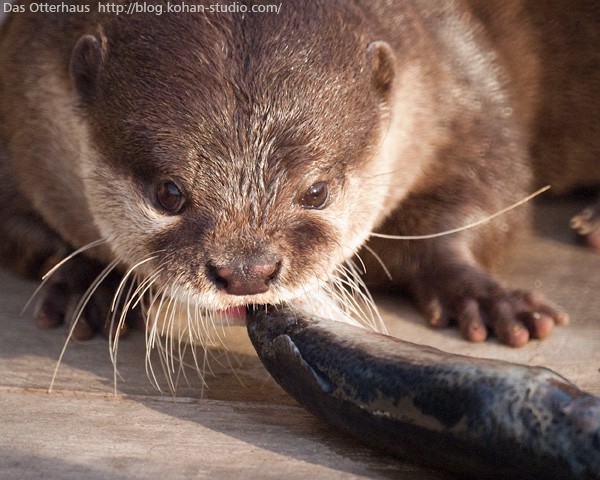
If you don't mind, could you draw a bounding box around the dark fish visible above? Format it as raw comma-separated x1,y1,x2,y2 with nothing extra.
246,306,600,479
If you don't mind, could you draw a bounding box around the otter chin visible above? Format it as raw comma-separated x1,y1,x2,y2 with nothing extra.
0,1,598,352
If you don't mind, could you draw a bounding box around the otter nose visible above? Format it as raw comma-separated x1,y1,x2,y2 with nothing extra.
208,257,281,296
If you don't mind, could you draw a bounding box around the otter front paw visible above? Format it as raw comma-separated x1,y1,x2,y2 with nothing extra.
571,198,600,250
413,264,569,347
33,256,144,341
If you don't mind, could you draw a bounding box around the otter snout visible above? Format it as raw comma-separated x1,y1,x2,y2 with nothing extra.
207,255,282,296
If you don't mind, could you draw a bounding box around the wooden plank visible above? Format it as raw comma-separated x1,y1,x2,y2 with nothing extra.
1,199,599,479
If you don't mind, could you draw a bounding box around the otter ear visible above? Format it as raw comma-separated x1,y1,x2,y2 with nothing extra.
367,41,396,97
70,31,106,102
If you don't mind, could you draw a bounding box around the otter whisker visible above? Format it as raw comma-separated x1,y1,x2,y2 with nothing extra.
196,309,217,381
197,306,227,351
145,284,169,393
152,317,176,393
162,289,180,393
132,242,381,396
110,254,159,313
200,314,233,371
170,301,249,393
370,186,550,241
172,292,196,391
158,280,207,395
208,312,248,389
325,262,384,332
147,282,215,395
184,292,209,387
346,260,386,332
191,303,212,353
360,245,393,281
128,267,163,311
48,258,120,393
184,302,213,385
186,302,221,389
107,257,163,393
300,265,359,321
42,238,109,281
21,238,109,315
108,273,137,393
350,249,368,276
322,279,365,328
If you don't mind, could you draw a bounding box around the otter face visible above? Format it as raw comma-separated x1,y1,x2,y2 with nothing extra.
71,8,397,312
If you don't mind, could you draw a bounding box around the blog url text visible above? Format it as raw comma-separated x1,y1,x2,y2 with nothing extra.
4,2,283,15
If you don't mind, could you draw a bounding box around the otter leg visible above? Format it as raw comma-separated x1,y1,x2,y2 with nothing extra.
363,192,568,347
0,178,70,280
571,195,600,250
0,179,143,339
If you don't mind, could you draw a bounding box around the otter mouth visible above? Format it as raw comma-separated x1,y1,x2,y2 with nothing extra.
217,306,247,325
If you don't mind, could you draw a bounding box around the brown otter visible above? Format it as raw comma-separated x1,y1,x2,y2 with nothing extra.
0,0,598,347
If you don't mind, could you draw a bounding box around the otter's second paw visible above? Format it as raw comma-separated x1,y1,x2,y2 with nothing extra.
413,264,569,347
571,198,600,250
33,257,144,341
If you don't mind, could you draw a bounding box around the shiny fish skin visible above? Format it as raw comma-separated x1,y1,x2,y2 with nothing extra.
246,306,600,479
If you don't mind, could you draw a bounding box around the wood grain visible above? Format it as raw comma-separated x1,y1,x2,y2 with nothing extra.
1,199,598,479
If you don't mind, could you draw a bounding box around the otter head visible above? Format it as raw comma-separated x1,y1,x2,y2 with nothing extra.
70,5,397,312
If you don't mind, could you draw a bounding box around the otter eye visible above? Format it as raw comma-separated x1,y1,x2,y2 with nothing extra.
300,181,329,210
156,180,185,214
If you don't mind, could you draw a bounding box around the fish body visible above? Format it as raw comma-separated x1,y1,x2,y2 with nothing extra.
247,307,600,479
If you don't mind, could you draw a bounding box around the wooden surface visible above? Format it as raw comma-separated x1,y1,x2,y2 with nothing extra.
1,198,599,480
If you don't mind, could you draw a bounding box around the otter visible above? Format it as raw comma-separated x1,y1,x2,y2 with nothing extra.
0,0,598,348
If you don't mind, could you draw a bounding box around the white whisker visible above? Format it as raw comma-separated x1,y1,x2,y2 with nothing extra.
21,238,109,315
370,186,550,240
48,258,119,393
42,238,109,281
107,256,163,394
110,255,159,313
361,245,393,281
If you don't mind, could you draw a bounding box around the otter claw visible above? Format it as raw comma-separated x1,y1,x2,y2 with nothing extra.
571,200,600,250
